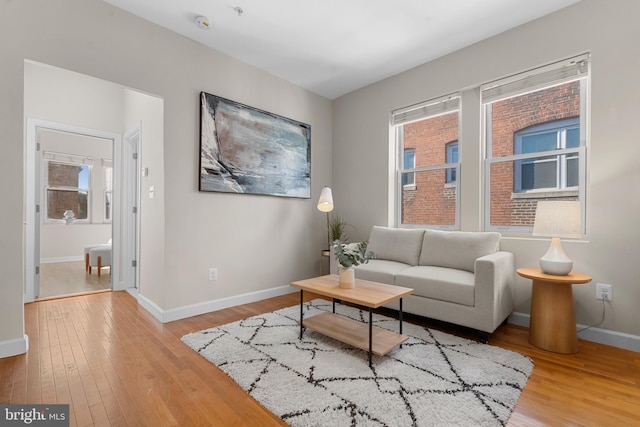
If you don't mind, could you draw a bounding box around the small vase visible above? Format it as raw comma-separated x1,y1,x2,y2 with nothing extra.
338,266,355,289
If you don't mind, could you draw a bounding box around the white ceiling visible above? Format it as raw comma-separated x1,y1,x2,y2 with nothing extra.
102,0,582,100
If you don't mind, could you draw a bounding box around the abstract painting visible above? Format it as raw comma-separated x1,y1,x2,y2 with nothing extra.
199,92,311,198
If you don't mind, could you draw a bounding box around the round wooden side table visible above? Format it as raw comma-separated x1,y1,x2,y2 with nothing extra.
517,267,592,354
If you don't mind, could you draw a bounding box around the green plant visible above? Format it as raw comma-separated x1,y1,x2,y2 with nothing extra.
329,214,349,243
332,240,375,268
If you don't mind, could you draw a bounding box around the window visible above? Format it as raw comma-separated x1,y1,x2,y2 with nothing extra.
445,141,458,183
482,54,588,232
44,155,91,223
392,94,460,228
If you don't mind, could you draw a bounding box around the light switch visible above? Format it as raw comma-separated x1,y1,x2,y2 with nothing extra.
149,186,155,199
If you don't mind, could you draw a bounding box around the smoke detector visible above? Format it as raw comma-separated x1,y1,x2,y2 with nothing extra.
195,15,212,30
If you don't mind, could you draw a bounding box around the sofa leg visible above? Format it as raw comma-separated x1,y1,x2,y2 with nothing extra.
479,332,489,344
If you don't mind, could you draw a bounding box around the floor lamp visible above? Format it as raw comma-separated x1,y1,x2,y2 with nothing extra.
317,186,334,251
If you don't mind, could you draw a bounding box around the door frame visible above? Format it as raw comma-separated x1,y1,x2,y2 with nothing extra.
123,125,141,292
25,118,123,302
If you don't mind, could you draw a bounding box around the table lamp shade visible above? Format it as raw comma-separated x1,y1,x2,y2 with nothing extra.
532,200,581,275
532,201,581,239
317,187,334,213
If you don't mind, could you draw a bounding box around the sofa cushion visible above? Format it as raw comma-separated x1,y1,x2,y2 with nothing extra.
395,266,475,307
354,259,410,285
367,226,425,266
419,230,500,272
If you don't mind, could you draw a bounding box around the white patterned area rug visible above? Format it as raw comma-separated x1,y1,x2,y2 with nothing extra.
182,299,533,427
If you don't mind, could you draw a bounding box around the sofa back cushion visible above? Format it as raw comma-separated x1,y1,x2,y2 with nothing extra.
419,230,501,272
367,226,425,266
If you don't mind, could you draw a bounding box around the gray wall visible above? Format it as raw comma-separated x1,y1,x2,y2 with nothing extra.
0,0,332,349
332,0,640,337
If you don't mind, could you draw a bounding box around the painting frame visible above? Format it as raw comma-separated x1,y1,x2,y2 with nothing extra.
199,92,311,199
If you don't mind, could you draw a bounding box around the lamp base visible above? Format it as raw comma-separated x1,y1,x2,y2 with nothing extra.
539,237,573,276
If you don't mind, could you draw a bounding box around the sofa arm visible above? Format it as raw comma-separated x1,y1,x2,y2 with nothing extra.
473,251,515,330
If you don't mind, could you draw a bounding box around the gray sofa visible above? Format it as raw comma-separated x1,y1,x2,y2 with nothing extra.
333,226,515,337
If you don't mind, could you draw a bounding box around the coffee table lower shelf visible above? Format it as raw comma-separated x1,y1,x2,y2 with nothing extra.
301,312,409,356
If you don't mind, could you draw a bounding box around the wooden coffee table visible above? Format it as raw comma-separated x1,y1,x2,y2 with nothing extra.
290,274,414,366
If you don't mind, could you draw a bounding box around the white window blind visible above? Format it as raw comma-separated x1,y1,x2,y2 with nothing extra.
392,93,460,126
481,53,589,104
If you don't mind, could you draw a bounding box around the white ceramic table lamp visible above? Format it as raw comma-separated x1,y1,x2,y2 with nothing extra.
532,200,582,275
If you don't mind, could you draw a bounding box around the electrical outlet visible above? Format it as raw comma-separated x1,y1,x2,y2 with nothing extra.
596,283,612,301
208,268,218,281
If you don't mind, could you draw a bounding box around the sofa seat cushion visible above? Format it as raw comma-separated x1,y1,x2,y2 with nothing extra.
395,266,475,307
367,226,425,266
419,229,501,272
354,259,410,285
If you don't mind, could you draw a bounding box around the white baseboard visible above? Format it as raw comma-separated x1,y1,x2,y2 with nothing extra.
40,256,84,264
509,312,640,353
0,334,29,358
136,285,298,324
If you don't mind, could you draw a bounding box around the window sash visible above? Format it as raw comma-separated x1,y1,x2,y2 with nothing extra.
397,164,460,229
485,146,586,232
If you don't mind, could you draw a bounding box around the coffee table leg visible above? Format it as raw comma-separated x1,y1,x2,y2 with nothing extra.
368,307,373,367
299,290,304,340
399,298,403,348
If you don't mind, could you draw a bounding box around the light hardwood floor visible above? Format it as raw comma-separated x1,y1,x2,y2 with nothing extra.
39,261,111,299
2,291,639,426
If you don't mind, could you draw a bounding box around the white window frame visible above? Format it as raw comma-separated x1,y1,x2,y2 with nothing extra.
482,54,589,233
392,93,461,229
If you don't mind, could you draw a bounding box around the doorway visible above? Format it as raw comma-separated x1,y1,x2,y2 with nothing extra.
23,60,164,303
25,120,122,301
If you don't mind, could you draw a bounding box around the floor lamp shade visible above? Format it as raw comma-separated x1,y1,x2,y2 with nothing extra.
532,201,582,275
317,187,334,213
